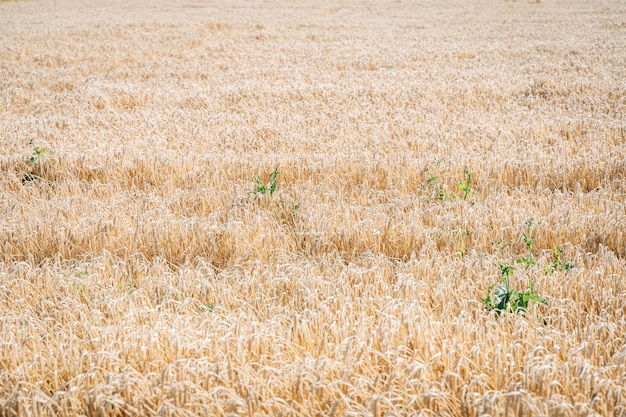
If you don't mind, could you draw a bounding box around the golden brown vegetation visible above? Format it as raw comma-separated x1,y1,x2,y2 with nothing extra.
1,0,625,415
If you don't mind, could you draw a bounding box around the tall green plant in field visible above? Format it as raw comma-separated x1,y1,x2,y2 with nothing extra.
419,163,476,202
545,247,574,274
457,166,475,200
482,263,547,317
252,166,279,198
515,232,537,268
419,163,446,201
22,141,49,183
482,221,574,318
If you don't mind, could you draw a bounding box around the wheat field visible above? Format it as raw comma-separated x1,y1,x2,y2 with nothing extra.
1,0,625,415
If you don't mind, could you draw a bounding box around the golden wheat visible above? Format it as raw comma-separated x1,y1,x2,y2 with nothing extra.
1,0,625,415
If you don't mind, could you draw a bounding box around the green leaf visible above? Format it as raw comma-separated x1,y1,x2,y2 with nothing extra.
482,273,547,318
523,233,534,251
527,293,547,305
268,167,279,195
493,284,510,311
515,256,536,268
438,185,446,201
498,264,515,280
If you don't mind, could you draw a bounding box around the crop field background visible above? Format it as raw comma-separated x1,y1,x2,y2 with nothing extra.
1,0,626,415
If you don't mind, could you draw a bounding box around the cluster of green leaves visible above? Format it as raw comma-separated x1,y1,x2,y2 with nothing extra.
481,264,547,317
22,142,49,183
251,167,300,226
419,163,446,201
515,233,537,268
457,166,475,200
546,247,574,274
252,166,280,197
514,223,572,274
482,221,574,319
28,147,47,167
201,302,227,314
419,164,476,202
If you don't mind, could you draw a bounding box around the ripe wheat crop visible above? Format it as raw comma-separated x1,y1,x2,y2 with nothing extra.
1,0,625,415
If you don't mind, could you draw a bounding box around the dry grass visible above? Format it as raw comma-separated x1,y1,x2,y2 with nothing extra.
1,0,625,415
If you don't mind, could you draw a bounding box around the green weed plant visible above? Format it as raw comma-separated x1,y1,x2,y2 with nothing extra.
482,263,547,317
253,166,279,197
